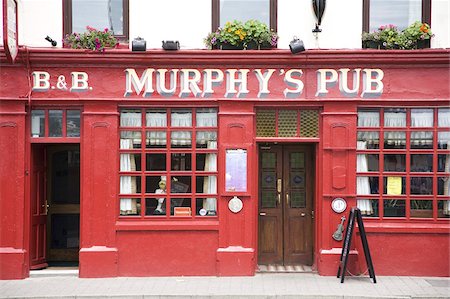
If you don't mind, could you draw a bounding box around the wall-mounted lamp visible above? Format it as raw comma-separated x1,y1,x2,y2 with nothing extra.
162,40,180,50
289,37,305,54
312,0,326,33
132,37,146,51
45,36,57,47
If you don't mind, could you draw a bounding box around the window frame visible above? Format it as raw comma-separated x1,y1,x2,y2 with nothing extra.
63,0,129,42
30,108,82,142
362,0,431,33
356,107,450,221
212,0,278,32
118,107,219,220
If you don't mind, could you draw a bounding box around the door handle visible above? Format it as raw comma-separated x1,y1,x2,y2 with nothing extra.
42,201,49,215
301,212,306,217
286,193,290,206
259,212,267,216
277,193,281,206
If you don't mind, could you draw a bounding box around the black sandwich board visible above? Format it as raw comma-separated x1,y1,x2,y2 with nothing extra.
337,207,376,283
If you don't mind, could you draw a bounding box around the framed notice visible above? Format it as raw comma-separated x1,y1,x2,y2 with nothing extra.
225,149,247,192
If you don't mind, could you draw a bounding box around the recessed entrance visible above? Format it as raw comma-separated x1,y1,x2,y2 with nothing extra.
30,144,80,269
258,144,314,267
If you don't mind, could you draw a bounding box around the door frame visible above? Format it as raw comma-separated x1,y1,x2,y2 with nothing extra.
257,143,316,266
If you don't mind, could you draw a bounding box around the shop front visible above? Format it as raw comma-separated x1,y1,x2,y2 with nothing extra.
0,49,449,279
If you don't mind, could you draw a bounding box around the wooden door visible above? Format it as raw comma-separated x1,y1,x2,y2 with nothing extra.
47,145,80,263
30,144,48,269
258,145,314,265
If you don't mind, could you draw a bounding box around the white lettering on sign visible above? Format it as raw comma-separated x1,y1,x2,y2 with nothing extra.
31,71,91,92
32,68,385,98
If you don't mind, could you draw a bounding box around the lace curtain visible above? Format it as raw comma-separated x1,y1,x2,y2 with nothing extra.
384,111,406,146
120,139,137,215
203,141,217,212
357,141,373,215
411,109,433,146
146,112,167,146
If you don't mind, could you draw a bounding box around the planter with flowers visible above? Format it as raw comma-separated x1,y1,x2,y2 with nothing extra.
362,21,433,50
64,26,118,52
204,19,278,50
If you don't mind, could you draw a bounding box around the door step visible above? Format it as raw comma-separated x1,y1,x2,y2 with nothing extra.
30,268,79,278
257,264,314,273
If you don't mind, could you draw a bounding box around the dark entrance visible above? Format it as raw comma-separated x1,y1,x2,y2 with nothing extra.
258,144,314,266
30,144,80,268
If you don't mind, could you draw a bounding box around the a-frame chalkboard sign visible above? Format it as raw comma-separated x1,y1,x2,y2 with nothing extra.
337,207,376,283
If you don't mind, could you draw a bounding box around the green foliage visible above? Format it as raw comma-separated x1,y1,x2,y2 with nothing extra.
64,26,118,52
204,19,278,49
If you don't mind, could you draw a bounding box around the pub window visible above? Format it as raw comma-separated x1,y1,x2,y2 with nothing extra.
63,0,129,41
363,0,431,32
212,0,277,32
119,108,218,219
356,108,450,220
31,109,81,138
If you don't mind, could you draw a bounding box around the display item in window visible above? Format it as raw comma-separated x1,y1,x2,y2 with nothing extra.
154,180,166,214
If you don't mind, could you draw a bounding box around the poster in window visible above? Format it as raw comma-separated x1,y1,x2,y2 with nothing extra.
387,176,402,195
225,149,247,192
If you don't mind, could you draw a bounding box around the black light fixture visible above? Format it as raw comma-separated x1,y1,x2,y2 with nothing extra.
132,37,146,51
312,0,326,33
162,40,180,50
45,36,57,46
289,37,305,54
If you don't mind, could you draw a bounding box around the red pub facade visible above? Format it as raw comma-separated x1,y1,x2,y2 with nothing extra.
0,48,449,279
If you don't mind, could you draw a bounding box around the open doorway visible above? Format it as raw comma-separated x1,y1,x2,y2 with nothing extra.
30,144,80,269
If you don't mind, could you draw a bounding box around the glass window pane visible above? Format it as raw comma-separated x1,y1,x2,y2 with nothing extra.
357,199,378,217
146,176,167,194
357,154,379,172
410,131,433,149
196,108,217,127
171,198,191,216
72,0,123,35
384,131,406,149
196,198,217,216
438,177,450,195
384,109,406,127
411,109,433,127
438,108,450,127
120,109,141,127
370,0,421,31
146,197,166,216
383,199,405,217
383,176,405,195
170,177,191,193
49,110,63,137
220,0,270,26
410,200,433,218
171,109,192,127
358,110,380,127
438,132,450,149
196,176,217,194
438,201,450,218
66,110,80,137
146,153,166,171
196,131,217,148
120,176,141,194
146,109,167,127
146,131,166,148
357,176,379,194
357,132,379,149
171,131,192,148
410,154,433,172
410,177,433,195
196,153,217,171
171,153,191,171
438,155,450,172
120,131,141,149
120,154,141,171
31,110,45,137
120,198,140,216
384,154,406,172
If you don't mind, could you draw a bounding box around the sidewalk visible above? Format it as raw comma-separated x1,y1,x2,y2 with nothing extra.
0,270,449,299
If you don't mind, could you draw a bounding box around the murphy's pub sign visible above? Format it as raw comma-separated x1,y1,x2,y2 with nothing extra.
31,68,384,98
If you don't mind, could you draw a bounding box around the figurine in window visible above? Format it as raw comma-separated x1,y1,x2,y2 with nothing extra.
154,180,166,214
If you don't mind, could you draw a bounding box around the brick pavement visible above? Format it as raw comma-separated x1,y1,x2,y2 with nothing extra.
0,272,449,298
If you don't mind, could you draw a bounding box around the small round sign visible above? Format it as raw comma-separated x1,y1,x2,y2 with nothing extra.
199,209,207,216
331,197,347,213
228,196,243,213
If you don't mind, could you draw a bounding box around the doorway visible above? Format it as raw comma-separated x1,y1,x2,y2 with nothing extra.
258,144,314,266
30,144,80,269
